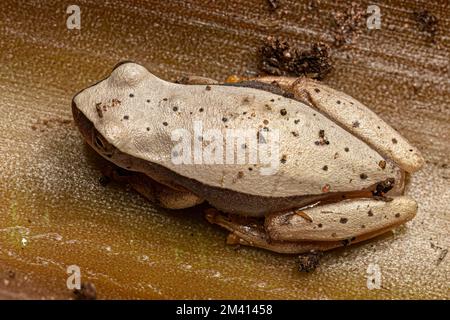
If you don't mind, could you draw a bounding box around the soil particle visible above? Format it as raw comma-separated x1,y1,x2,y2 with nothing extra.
412,10,438,41
266,0,280,11
95,103,103,118
73,282,97,300
322,184,330,193
330,3,368,48
315,129,329,145
373,178,395,196
297,251,322,272
30,117,73,132
436,249,448,265
259,36,332,80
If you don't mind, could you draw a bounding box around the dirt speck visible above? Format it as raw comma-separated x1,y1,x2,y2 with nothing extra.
266,0,280,11
297,252,322,272
412,10,438,41
436,248,448,265
30,117,73,132
322,184,330,193
73,282,97,300
330,3,367,48
259,36,332,80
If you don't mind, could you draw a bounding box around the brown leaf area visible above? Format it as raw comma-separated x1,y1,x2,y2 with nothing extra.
0,0,449,299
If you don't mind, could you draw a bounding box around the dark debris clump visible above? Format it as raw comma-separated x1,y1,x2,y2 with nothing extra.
297,251,323,272
260,36,333,80
412,10,438,41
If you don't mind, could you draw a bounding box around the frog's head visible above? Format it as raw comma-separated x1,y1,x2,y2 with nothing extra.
72,62,170,164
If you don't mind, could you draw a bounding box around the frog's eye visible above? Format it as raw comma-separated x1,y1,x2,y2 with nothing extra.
92,129,114,158
110,62,148,86
94,134,105,150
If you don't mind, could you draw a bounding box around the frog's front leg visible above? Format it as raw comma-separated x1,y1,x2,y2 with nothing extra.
101,163,203,209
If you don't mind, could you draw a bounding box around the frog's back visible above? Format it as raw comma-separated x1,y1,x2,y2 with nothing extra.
73,63,400,201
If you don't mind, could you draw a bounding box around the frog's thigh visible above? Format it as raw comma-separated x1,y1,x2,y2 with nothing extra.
253,76,424,173
265,196,417,242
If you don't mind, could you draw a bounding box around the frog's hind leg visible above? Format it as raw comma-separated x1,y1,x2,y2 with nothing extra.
206,196,417,254
265,196,417,242
101,163,204,209
252,76,424,173
205,208,340,254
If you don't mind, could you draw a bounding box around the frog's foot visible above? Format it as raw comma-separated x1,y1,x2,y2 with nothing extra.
206,196,417,254
205,208,340,254
101,164,204,209
249,76,425,173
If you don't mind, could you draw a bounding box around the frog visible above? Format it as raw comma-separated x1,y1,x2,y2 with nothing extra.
71,62,424,254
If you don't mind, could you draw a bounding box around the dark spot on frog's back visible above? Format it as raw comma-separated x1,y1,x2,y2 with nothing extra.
339,217,348,224
95,103,103,118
